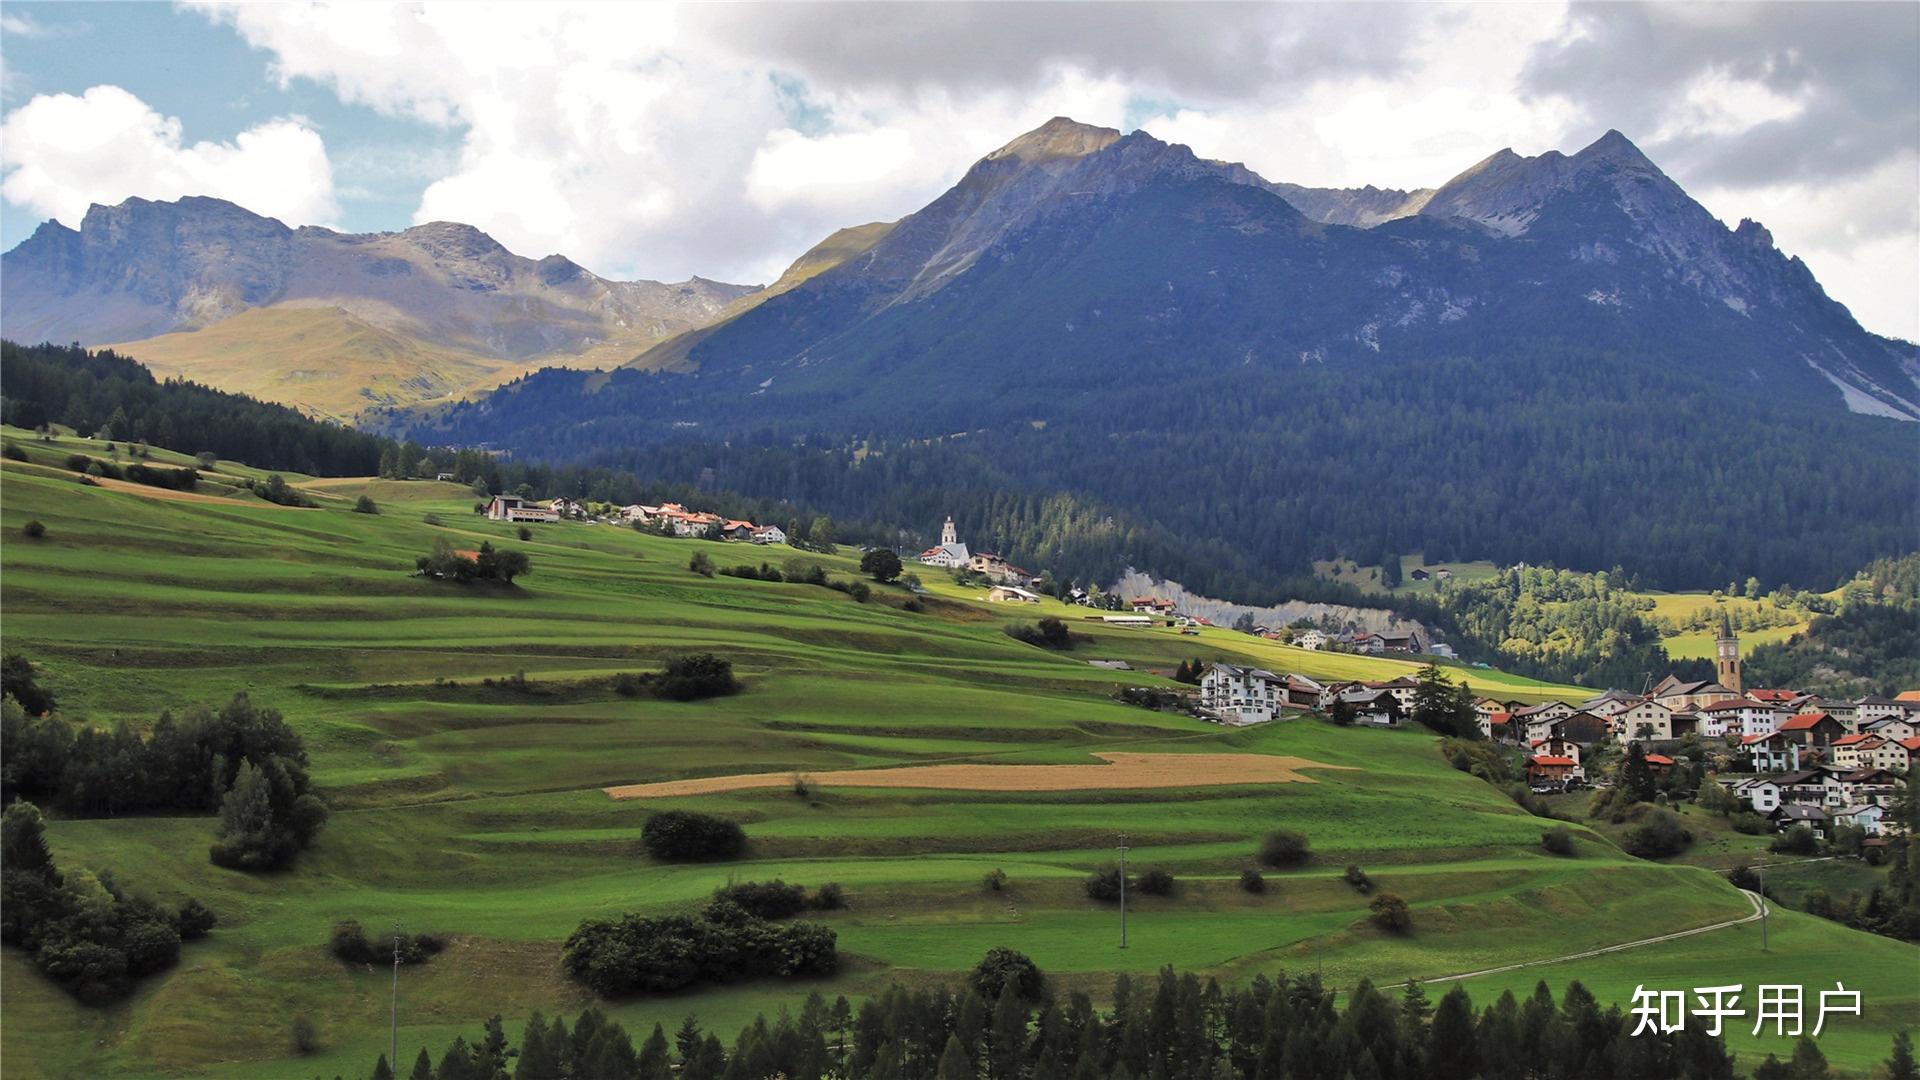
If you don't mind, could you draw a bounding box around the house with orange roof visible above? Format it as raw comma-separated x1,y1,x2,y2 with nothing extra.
1829,733,1886,770
1779,711,1845,751
1527,755,1581,784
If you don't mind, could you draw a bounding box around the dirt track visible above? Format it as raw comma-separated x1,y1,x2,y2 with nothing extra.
604,752,1354,800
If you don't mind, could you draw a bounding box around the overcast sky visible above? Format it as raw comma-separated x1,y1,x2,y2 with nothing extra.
2,1,1914,339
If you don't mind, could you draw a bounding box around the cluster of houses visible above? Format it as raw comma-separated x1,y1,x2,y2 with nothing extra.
1198,667,1422,728
1192,620,1914,842
482,494,789,545
922,517,1044,590
618,502,787,544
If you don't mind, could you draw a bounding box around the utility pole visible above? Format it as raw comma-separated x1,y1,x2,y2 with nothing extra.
1758,864,1768,953
390,926,402,1067
1117,834,1130,949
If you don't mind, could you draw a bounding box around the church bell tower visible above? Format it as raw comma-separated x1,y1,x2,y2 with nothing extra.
1715,615,1742,694
941,516,957,546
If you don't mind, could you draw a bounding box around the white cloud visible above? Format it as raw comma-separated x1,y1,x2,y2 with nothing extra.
0,85,337,228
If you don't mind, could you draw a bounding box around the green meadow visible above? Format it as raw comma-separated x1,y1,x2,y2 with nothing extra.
1,431,1912,1079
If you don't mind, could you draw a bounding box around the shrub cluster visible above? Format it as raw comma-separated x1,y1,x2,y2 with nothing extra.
1258,829,1311,867
416,540,531,584
248,473,313,507
1,694,327,870
1238,869,1267,894
1084,864,1129,902
1136,868,1177,896
562,900,837,996
712,880,845,919
1344,865,1374,893
124,463,199,491
2,800,210,1003
606,655,740,703
642,811,747,861
1541,827,1576,856
1620,807,1694,859
1,652,57,715
720,562,785,582
328,920,447,965
1771,823,1820,856
969,946,1043,1001
1005,617,1077,650
1368,893,1413,933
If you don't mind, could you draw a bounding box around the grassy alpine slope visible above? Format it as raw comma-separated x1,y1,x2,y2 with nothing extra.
0,430,1912,1079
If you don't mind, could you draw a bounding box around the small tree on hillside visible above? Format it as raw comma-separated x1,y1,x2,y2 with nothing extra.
860,548,903,583
1618,742,1657,806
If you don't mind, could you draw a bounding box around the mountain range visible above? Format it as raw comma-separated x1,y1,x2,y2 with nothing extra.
4,118,1916,592
590,117,1918,422
0,197,756,417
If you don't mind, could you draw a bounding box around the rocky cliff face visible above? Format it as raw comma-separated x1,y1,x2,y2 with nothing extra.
1,197,757,361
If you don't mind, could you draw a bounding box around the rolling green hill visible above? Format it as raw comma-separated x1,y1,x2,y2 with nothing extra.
1,436,1912,1078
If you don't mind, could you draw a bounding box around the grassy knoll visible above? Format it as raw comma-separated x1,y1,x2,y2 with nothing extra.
1,444,1911,1078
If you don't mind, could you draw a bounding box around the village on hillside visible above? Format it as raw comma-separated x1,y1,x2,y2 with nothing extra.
1186,617,1917,848
474,497,1914,844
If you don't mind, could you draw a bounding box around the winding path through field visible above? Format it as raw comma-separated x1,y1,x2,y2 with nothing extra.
1402,889,1769,988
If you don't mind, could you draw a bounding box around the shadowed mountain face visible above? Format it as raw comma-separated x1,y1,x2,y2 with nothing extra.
1,196,757,414
605,119,1914,422
398,118,1916,593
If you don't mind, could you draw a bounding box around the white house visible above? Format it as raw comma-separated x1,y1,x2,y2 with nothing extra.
1201,663,1288,725
750,524,787,545
1295,630,1327,651
1854,696,1912,725
1860,717,1917,744
1740,732,1800,773
485,495,558,523
1616,698,1677,742
988,585,1041,604
1832,804,1886,837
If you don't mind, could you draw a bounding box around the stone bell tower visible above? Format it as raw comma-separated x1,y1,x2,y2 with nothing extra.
1715,614,1742,694
941,515,957,546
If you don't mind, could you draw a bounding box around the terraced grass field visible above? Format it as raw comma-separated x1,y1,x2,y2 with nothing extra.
1,432,1912,1079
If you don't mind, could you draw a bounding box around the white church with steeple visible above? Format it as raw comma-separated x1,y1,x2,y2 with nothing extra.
917,515,971,567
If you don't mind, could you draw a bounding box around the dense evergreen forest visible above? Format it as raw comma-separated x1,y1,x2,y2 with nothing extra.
398,344,1920,594
1741,555,1920,695
0,341,388,476
365,963,1780,1080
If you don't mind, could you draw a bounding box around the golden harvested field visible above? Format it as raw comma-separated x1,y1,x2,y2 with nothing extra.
604,751,1353,799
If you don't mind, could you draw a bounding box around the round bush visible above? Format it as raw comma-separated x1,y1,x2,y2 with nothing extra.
1259,829,1311,867
1136,868,1176,896
1238,869,1266,894
1083,865,1126,902
21,520,45,539
642,810,746,861
970,947,1043,1001
1368,893,1412,933
1621,809,1694,859
1540,827,1575,856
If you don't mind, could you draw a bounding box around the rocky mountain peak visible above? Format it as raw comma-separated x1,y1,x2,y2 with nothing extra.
984,116,1123,166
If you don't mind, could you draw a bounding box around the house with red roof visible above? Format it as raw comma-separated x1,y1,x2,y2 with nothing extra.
1643,753,1675,777
1829,733,1887,770
1779,711,1845,751
1527,755,1581,784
